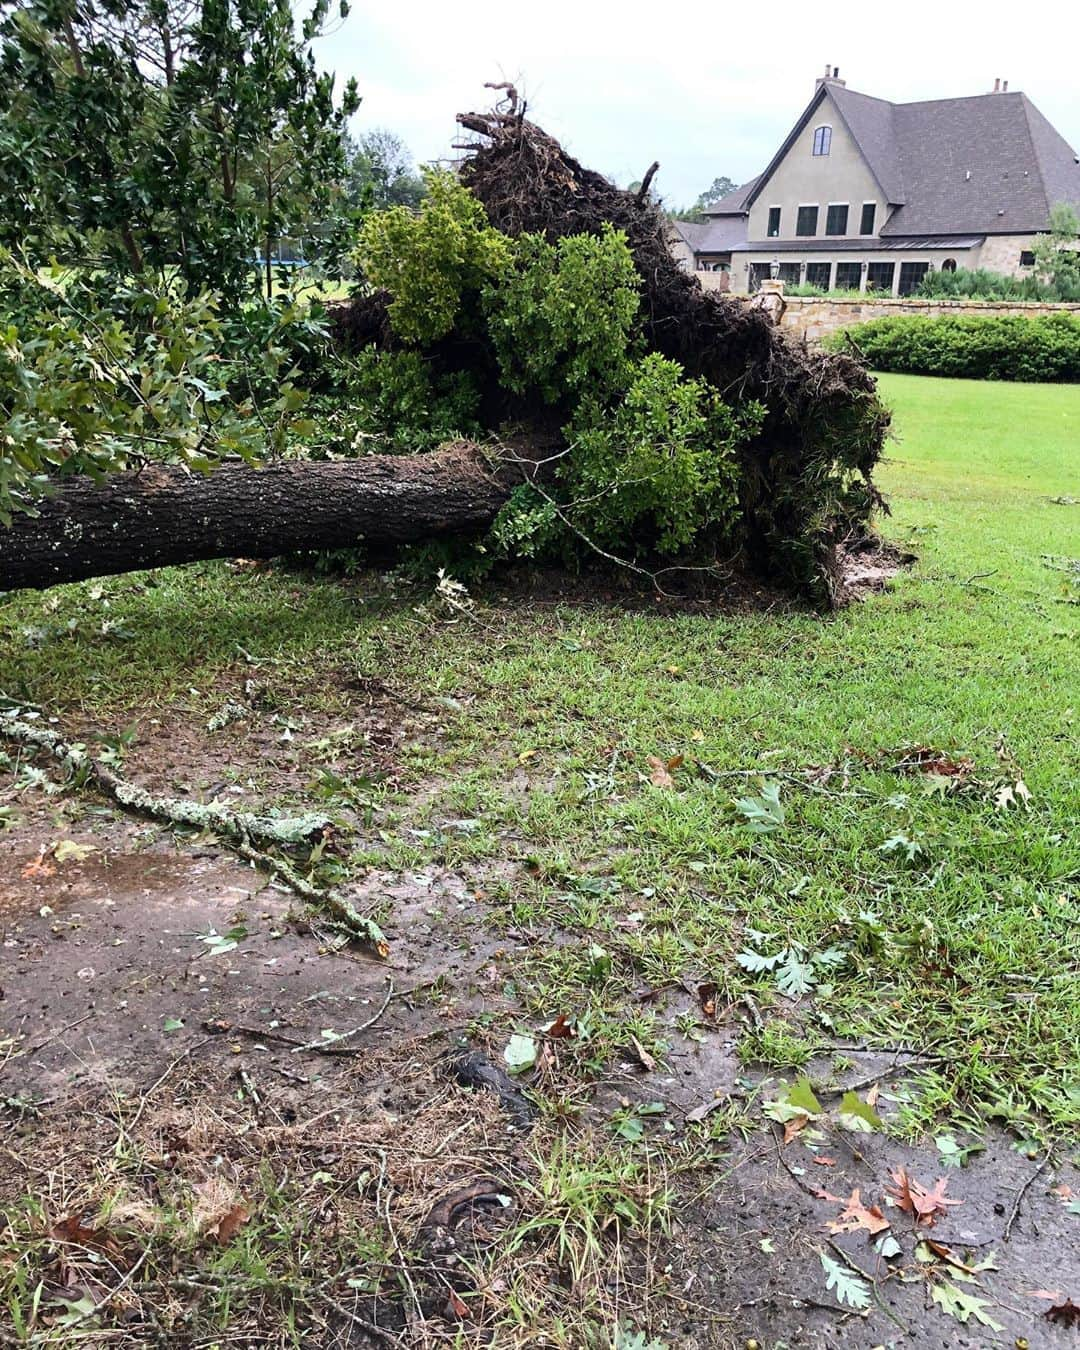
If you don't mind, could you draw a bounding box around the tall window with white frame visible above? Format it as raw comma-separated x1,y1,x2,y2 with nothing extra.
767,206,781,238
796,205,819,237
812,125,832,156
859,202,876,235
825,204,848,236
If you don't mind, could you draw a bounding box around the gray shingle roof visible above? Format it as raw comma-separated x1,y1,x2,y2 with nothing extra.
670,216,747,252
702,176,760,215
743,82,1080,238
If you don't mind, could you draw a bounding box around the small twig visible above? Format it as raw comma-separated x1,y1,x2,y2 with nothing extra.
1004,1149,1051,1241
291,979,395,1054
55,1236,154,1335
771,1126,822,1198
318,1291,404,1346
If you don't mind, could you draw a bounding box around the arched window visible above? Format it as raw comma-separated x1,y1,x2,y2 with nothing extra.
942,258,957,272
812,125,832,156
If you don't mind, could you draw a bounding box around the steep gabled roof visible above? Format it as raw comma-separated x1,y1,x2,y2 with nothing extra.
734,81,1080,238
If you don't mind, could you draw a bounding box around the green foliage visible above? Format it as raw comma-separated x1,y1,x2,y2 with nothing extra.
0,0,359,303
0,256,308,521
558,353,760,556
1032,202,1080,295
830,312,1080,381
482,225,641,403
327,346,481,453
354,170,511,343
916,263,1080,302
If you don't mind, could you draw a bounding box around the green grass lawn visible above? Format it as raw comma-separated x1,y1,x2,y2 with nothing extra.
2,373,1078,1135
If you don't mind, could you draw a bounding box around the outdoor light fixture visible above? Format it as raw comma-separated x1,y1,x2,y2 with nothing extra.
769,258,780,279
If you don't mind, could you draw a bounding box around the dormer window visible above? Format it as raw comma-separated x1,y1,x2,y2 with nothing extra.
812,125,832,156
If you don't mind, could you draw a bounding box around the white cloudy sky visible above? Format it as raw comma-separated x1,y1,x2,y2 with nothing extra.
314,0,1080,207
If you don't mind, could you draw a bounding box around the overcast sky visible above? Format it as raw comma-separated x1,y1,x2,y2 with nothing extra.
314,1,1080,208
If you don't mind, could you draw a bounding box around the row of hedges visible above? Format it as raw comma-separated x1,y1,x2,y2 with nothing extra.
829,313,1080,382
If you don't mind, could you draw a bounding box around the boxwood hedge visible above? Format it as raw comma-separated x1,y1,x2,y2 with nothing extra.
827,312,1080,382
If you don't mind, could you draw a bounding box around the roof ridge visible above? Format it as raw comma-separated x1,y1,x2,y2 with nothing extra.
1017,95,1052,223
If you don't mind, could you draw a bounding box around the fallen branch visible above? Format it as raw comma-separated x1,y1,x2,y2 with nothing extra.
1004,1149,1051,1241
3,713,390,956
0,716,331,849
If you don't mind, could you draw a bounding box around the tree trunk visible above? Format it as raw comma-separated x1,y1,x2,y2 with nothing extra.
0,443,520,592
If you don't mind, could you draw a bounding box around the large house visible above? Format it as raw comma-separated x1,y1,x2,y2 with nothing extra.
670,69,1080,295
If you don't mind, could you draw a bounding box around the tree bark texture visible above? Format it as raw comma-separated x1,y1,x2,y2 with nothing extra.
0,443,517,591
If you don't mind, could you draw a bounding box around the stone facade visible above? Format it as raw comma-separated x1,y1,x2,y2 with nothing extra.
757,293,1080,342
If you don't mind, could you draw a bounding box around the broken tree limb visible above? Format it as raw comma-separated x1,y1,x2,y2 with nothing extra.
0,715,331,848
0,439,525,592
2,712,392,955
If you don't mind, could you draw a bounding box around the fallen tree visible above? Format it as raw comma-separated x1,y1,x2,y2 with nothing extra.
0,442,518,591
1,88,890,602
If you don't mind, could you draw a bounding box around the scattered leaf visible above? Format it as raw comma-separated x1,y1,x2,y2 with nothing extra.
930,1280,1004,1331
1046,1299,1080,1326
50,1214,124,1261
837,1090,884,1133
503,1034,538,1075
163,1017,184,1033
875,1233,903,1259
448,1288,471,1319
696,981,717,1017
827,1189,890,1237
734,781,785,833
53,840,97,864
812,1155,838,1167
215,1204,251,1245
764,1076,823,1123
818,1250,871,1309
934,1133,984,1169
646,755,676,789
759,1237,775,1253
783,1114,810,1145
886,1170,962,1226
544,1013,575,1040
21,851,55,879
628,1035,657,1072
685,1096,726,1124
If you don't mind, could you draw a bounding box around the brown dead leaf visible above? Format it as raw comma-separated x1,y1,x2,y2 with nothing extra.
628,1035,657,1072
886,1169,962,1226
448,1289,471,1319
812,1155,838,1167
545,1013,575,1040
21,852,56,879
827,1188,890,1236
1027,1289,1065,1301
215,1204,251,1245
815,1188,845,1204
865,1083,881,1108
697,982,718,1018
783,1114,810,1145
49,1214,124,1261
1051,1184,1074,1201
647,755,675,789
1046,1299,1080,1326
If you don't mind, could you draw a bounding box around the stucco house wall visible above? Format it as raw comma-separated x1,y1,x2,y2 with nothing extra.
746,90,886,246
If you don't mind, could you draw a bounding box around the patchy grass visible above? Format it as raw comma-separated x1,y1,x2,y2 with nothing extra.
1,373,1079,1344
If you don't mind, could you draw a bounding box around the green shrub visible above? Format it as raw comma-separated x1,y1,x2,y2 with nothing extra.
325,347,481,453
353,169,511,343
914,266,1080,302
482,225,641,402
827,313,1080,382
493,354,762,561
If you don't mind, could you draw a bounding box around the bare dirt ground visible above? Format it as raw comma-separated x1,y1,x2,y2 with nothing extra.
3,771,1077,1348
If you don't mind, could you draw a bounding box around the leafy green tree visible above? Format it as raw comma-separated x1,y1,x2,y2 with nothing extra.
1032,202,1080,294
669,174,739,222
0,0,359,301
347,128,425,212
0,253,312,521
